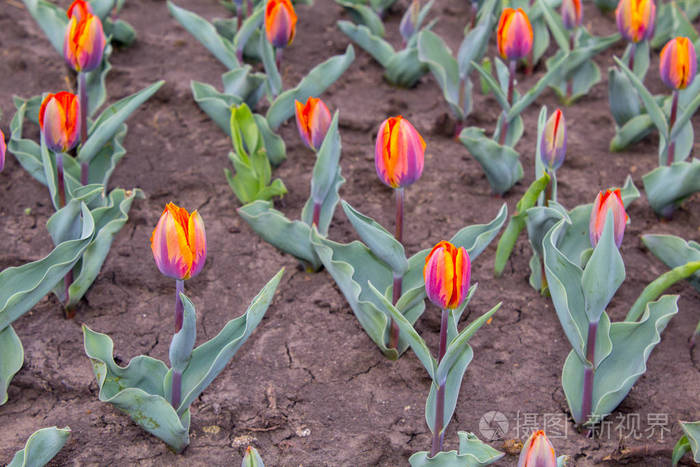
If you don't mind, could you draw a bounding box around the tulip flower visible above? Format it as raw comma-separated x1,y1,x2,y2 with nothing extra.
659,37,697,91
39,92,81,154
151,202,207,282
589,189,627,248
540,109,567,174
615,0,655,44
295,97,331,151
399,0,421,45
0,129,6,173
66,0,93,22
423,240,471,455
63,9,105,73
561,0,582,31
375,115,426,349
497,8,534,62
265,0,297,49
517,430,557,467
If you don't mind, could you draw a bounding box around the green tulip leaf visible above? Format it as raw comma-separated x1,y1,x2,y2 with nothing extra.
417,30,466,120
86,44,113,117
609,113,653,151
642,234,700,292
169,294,197,374
335,0,385,37
233,6,265,59
259,31,282,98
0,326,23,406
672,421,700,465
191,80,244,134
620,40,650,79
409,432,504,466
21,0,68,54
266,46,355,130
9,97,49,186
608,67,643,128
222,66,268,110
507,53,567,120
613,56,668,138
337,21,394,68
459,127,523,195
457,0,497,78
308,112,341,207
242,446,266,467
384,47,428,88
642,159,700,215
8,426,71,467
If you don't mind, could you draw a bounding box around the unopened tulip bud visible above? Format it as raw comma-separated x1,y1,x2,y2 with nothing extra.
265,0,297,48
540,109,567,171
424,241,471,310
295,97,331,151
151,203,207,280
589,189,627,248
63,9,106,72
561,0,582,30
497,8,534,61
39,92,81,153
375,116,425,189
517,430,557,467
615,0,655,44
399,0,421,43
659,37,697,90
66,0,93,22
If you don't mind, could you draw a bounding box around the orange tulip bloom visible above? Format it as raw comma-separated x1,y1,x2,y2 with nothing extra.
561,0,582,30
64,8,105,72
615,0,656,43
517,431,557,467
374,116,425,189
295,97,331,151
265,0,297,48
423,241,471,310
67,0,93,22
39,92,81,153
589,189,627,248
497,8,534,61
659,37,697,90
151,203,207,280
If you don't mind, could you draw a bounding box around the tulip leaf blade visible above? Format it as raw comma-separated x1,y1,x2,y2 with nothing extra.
609,113,653,151
674,422,700,464
8,426,71,467
613,56,668,138
642,234,700,293
642,159,700,215
259,30,282,98
507,53,568,120
191,80,244,134
608,66,643,128
459,127,523,195
417,30,464,119
0,326,23,406
21,0,68,55
337,20,394,68
169,294,197,374
335,0,386,37
242,446,267,467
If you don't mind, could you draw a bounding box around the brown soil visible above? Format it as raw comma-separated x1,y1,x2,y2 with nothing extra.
1,1,699,466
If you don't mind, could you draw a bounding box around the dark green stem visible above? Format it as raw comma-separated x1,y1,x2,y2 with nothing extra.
668,90,679,166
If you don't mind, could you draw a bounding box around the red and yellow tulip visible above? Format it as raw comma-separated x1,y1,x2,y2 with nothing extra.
561,0,582,30
615,0,656,44
0,129,5,172
63,6,105,72
265,0,297,49
423,241,471,310
375,116,425,189
659,37,697,90
39,92,81,153
497,8,533,62
151,203,207,281
517,430,557,467
589,189,627,248
540,109,567,171
295,97,331,151
66,0,93,22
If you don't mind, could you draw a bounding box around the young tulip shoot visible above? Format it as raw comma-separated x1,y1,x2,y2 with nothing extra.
589,189,627,249
150,202,207,410
295,97,331,152
518,430,558,467
423,240,471,456
375,116,426,349
265,0,297,68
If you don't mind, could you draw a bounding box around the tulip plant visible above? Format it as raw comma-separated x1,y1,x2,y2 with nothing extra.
1,1,163,407
673,421,700,466
242,446,266,466
461,7,568,195
537,0,619,105
543,191,684,427
335,0,399,28
7,426,71,467
518,430,567,467
613,36,700,217
338,0,436,88
83,204,284,453
371,240,504,464
416,0,497,134
238,110,344,271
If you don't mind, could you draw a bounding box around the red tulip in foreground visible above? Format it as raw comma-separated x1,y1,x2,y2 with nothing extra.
589,189,627,248
295,97,331,152
518,430,558,467
423,241,471,456
375,115,425,349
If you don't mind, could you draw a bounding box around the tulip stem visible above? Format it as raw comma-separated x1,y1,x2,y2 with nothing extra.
581,320,598,426
499,61,516,146
628,42,636,72
56,152,66,208
388,187,405,350
470,0,478,28
667,90,679,166
395,187,404,245
171,370,182,410
246,0,253,17
312,201,321,228
78,72,89,185
566,33,575,100
175,279,184,333
430,308,449,457
237,5,242,29
275,48,283,74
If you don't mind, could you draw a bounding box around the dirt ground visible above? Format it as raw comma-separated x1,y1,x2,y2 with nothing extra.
0,0,699,465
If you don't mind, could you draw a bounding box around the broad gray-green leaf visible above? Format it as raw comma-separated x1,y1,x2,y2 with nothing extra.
673,421,700,465
266,46,355,129
8,426,71,467
166,269,283,415
22,0,68,54
459,127,523,195
222,66,267,110
242,445,266,467
82,325,190,452
620,39,650,79
458,432,505,466
608,67,642,127
670,88,700,143
507,53,567,120
0,204,95,330
337,21,394,67
341,200,408,275
192,80,244,134
613,56,668,137
259,31,282,98
80,81,164,164
167,1,240,69
562,295,678,425
471,60,509,112
642,234,700,292
8,98,46,185
169,294,197,373
609,114,653,151
0,326,23,406
384,47,428,88
335,0,385,36
456,0,496,78
417,30,463,119
233,6,265,58
309,112,341,206
86,44,113,117
642,159,700,215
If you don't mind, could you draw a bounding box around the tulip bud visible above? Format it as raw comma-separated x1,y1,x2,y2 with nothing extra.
151,203,207,280
399,0,421,43
265,0,297,49
589,189,627,248
66,0,93,22
615,0,655,44
517,430,557,467
497,8,534,62
561,0,582,30
423,241,471,310
540,109,567,171
0,129,5,172
659,37,697,90
295,97,332,151
375,116,425,189
39,92,81,153
63,10,106,72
